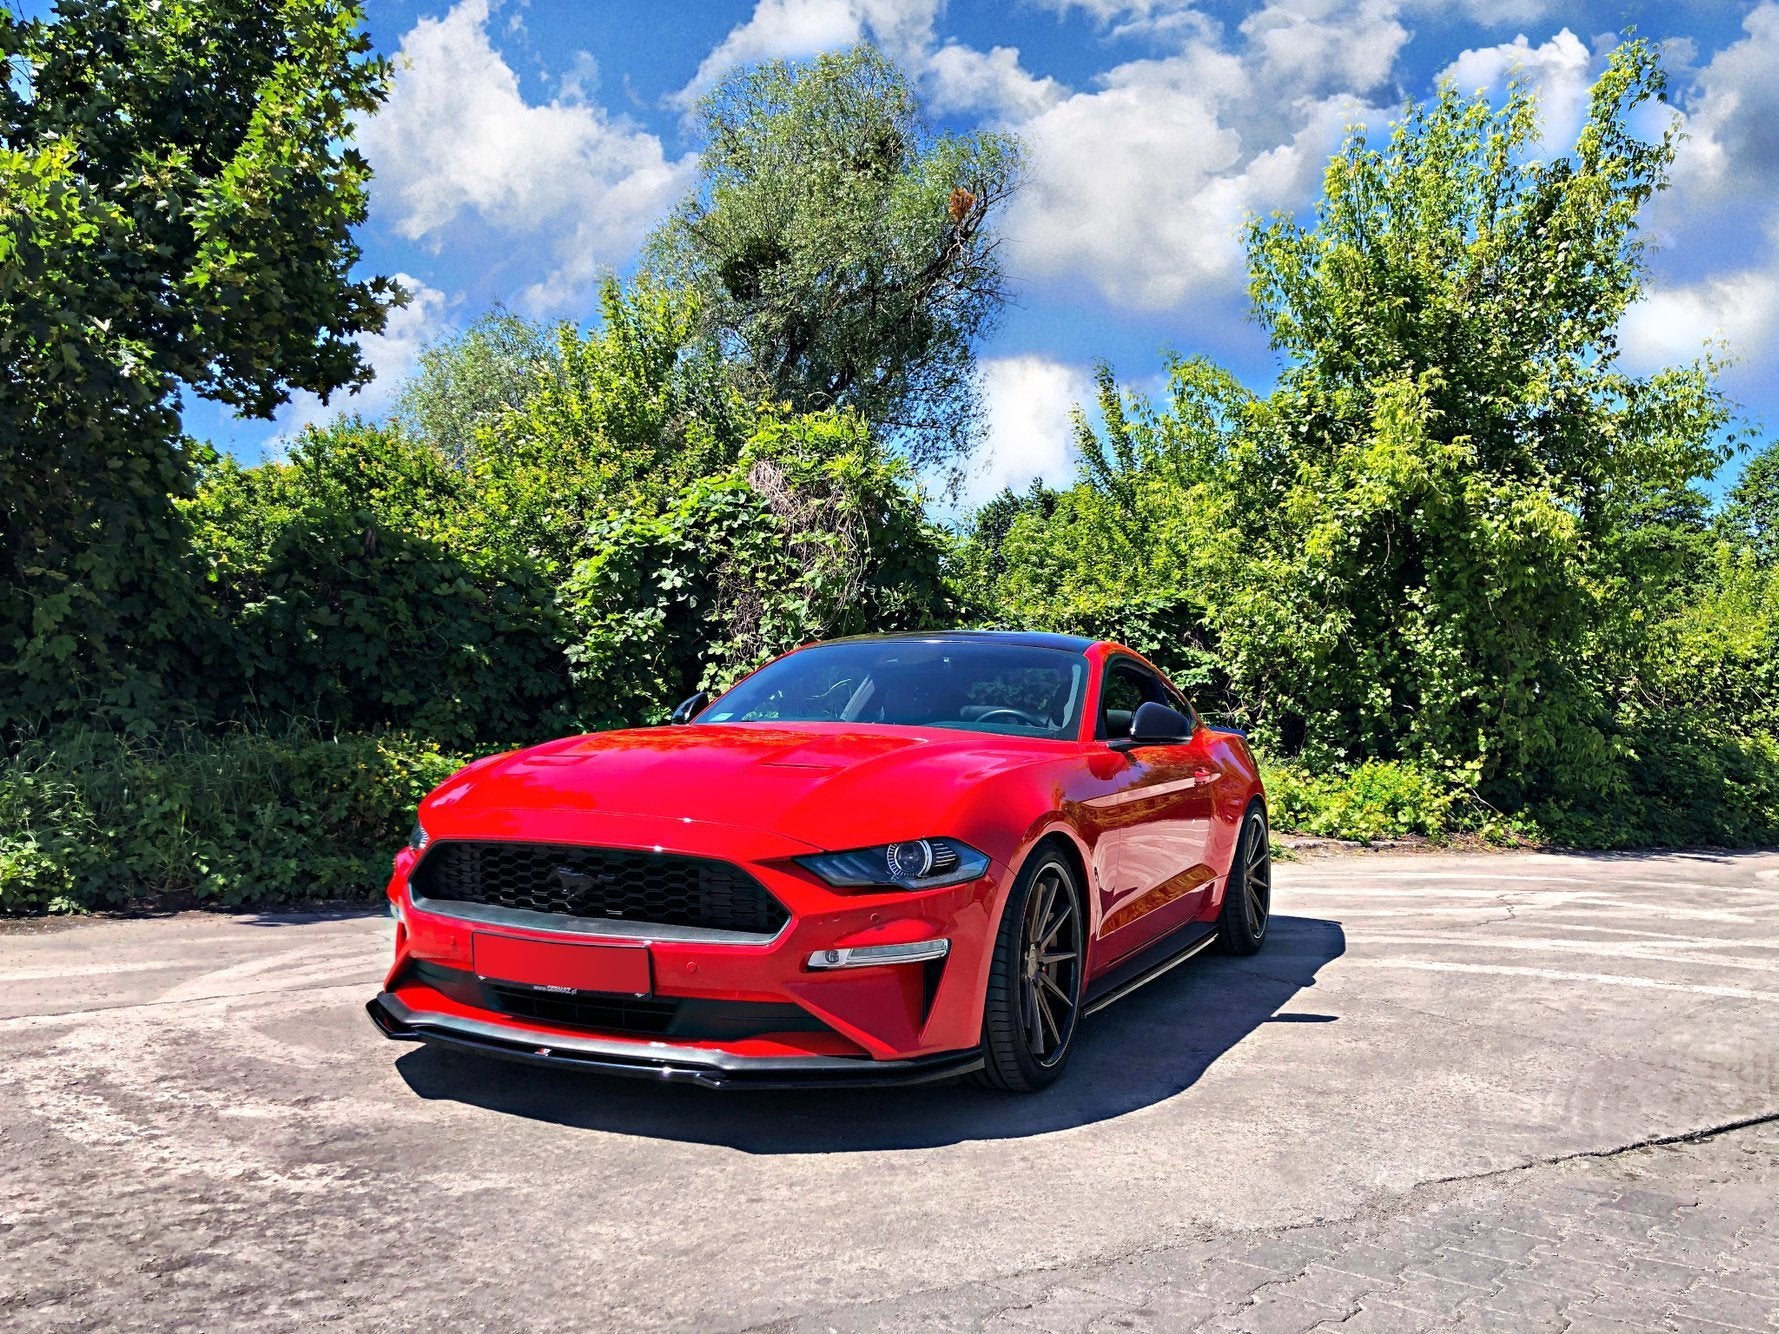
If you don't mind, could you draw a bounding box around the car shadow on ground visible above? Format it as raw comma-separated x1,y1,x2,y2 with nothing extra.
393,914,1346,1151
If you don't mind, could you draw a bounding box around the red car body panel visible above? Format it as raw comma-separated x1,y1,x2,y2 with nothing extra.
370,635,1265,1086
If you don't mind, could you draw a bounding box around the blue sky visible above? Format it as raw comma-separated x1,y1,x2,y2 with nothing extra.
182,0,1779,504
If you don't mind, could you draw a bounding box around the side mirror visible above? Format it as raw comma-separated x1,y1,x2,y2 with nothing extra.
1108,700,1192,751
669,692,708,726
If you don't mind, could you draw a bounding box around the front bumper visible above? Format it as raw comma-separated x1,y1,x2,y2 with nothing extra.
377,814,1008,1080
367,992,984,1089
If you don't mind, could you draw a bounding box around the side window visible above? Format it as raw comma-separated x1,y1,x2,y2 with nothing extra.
1097,661,1167,738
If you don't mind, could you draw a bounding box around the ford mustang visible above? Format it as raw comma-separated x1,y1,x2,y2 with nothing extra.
367,631,1271,1091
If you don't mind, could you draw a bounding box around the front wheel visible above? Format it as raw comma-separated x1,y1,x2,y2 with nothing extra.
973,847,1085,1093
1217,803,1271,955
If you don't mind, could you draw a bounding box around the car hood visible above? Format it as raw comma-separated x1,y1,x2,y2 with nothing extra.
422,722,1066,852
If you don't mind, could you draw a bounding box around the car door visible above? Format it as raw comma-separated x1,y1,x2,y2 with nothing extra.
1085,657,1221,960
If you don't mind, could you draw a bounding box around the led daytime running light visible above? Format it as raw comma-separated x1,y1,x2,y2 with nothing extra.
806,938,951,969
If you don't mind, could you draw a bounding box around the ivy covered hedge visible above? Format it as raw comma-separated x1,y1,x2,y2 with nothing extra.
3,286,961,913
0,727,471,913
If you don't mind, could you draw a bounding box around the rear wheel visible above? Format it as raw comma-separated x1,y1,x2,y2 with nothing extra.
973,847,1084,1092
1218,803,1270,955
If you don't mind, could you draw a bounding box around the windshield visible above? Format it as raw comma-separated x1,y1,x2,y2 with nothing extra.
702,640,1088,740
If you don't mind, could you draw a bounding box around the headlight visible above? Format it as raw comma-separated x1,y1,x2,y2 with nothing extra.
796,838,990,890
408,821,430,852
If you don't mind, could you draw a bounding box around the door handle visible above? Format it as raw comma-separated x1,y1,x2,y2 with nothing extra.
1190,767,1220,786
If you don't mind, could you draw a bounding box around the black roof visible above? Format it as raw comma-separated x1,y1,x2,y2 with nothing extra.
824,629,1096,652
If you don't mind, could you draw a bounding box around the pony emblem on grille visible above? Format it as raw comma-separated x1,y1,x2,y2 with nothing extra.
554,865,624,915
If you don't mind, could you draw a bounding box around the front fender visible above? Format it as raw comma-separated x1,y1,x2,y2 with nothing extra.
931,750,1110,944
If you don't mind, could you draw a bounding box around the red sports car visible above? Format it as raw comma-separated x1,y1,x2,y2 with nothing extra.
368,632,1271,1092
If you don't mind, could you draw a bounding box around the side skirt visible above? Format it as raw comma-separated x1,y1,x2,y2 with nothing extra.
1082,923,1219,1016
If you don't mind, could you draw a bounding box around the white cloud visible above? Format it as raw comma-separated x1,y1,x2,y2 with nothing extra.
359,0,694,312
1619,261,1779,371
670,0,940,108
1439,28,1597,156
1405,0,1555,23
1033,0,1408,93
673,0,1066,150
962,356,1096,505
274,275,450,439
558,50,601,104
1006,72,1249,309
925,43,1065,120
999,6,1396,313
1240,91,1373,211
1028,0,1195,27
1666,3,1779,202
1239,0,1408,97
1619,7,1779,384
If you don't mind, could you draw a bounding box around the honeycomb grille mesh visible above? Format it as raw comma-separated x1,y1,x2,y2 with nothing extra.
486,984,680,1035
411,841,789,935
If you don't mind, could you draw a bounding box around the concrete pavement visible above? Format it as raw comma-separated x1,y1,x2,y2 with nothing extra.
1,849,1774,1331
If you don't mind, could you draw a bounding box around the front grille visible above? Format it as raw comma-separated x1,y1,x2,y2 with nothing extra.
486,984,680,1036
411,841,789,935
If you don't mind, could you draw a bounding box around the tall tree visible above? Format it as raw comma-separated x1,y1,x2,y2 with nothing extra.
1236,40,1731,799
0,0,399,728
1718,441,1779,566
974,41,1740,817
396,309,559,466
647,43,1021,472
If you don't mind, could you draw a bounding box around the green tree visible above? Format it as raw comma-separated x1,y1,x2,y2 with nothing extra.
963,358,1255,700
974,40,1752,833
1718,440,1779,565
1237,42,1730,801
647,43,1022,472
957,480,1058,588
397,308,559,465
466,278,751,580
562,409,955,726
0,0,398,729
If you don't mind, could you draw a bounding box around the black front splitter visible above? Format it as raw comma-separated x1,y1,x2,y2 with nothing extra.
367,993,984,1090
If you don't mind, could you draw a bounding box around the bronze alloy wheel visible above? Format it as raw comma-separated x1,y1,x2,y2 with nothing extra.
1218,804,1271,956
976,848,1086,1091
1241,811,1271,940
1018,859,1083,1066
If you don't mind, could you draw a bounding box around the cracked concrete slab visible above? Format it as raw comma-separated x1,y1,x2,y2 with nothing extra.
0,849,1774,1330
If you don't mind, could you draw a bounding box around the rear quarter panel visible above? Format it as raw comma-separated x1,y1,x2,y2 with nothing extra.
1200,730,1264,914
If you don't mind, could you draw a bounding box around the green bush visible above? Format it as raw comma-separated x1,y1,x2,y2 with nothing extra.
1261,727,1779,849
0,725,472,914
1261,759,1502,843
183,423,576,747
561,408,956,725
1529,722,1779,850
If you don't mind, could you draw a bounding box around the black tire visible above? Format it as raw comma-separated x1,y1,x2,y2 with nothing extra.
1218,802,1271,956
971,845,1085,1093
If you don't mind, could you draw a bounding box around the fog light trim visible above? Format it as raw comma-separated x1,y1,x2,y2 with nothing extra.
806,939,951,970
